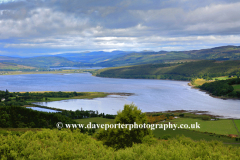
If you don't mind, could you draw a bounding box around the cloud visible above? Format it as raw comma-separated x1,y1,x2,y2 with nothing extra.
0,0,240,56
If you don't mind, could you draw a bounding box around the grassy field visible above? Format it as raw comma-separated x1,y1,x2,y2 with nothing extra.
84,111,240,136
233,84,240,91
192,78,208,86
1,117,239,147
234,119,240,133
74,117,240,146
0,62,35,70
192,76,238,87
26,92,108,103
74,117,240,144
212,76,229,80
152,128,240,146
169,118,238,135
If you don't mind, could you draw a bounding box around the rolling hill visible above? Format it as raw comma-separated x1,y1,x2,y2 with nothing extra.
95,60,240,80
93,46,240,67
0,56,77,68
1,45,240,69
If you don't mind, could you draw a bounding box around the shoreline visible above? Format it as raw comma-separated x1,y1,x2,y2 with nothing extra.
0,69,95,76
145,109,240,120
94,74,191,82
188,82,240,100
145,109,224,118
19,91,134,103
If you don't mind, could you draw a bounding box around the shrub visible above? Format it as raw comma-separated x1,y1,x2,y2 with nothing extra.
162,134,171,140
179,113,184,117
95,103,152,150
202,116,210,120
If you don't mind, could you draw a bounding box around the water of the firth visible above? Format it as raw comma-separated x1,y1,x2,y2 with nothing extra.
0,73,239,118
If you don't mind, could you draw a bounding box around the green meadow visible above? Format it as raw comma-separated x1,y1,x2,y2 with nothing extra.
233,84,240,91
168,118,238,135
73,117,240,146
212,76,230,80
234,119,240,132
152,129,240,146
26,92,108,103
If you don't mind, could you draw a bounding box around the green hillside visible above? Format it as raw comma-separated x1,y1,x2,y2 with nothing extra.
0,62,35,71
1,45,240,68
95,46,240,67
17,56,77,68
96,60,240,80
0,56,79,68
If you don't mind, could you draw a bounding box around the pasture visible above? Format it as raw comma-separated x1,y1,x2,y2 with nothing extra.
169,118,238,135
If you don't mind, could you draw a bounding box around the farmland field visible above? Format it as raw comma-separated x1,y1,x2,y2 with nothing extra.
152,128,240,146
192,78,208,86
233,85,240,91
169,118,238,135
234,119,240,132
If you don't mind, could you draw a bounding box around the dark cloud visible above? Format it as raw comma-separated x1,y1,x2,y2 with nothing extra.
0,0,240,56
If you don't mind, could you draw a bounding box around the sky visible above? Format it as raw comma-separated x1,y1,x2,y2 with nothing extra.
0,0,240,57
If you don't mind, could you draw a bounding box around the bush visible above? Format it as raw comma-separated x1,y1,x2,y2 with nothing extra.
179,113,184,117
162,134,171,140
95,103,152,150
1,130,240,159
202,116,210,120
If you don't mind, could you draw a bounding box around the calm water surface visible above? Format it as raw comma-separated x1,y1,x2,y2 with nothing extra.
0,73,239,118
26,107,61,113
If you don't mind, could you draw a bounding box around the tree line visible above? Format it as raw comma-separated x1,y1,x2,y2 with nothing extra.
96,60,240,81
0,106,76,128
200,78,240,97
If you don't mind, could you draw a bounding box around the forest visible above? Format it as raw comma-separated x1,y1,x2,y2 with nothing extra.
199,78,240,98
0,106,76,128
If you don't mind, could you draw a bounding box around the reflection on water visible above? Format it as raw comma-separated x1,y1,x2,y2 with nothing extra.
26,107,61,113
0,73,240,118
49,67,105,70
34,95,131,115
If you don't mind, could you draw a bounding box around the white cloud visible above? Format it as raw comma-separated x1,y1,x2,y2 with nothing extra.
0,8,90,38
0,0,240,55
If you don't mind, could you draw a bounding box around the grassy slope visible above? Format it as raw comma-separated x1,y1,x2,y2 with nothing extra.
95,46,240,67
96,60,240,80
75,117,240,146
2,45,240,68
24,92,108,103
0,62,35,70
76,117,238,135
192,78,208,86
192,76,236,86
153,129,240,146
1,117,239,147
0,56,78,68
233,84,240,91
234,120,240,133
169,118,238,135
17,56,76,68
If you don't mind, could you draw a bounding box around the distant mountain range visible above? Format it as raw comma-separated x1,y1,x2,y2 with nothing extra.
0,45,240,69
